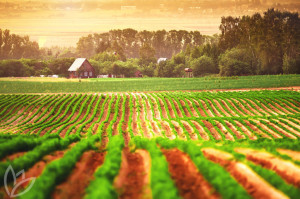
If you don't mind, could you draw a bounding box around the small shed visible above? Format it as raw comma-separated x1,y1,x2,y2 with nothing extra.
68,58,96,78
185,68,193,78
135,70,143,77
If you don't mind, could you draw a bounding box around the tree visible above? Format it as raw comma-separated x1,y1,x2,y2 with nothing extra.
219,48,253,76
191,55,215,76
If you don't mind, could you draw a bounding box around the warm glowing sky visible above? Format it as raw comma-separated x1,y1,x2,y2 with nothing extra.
0,0,299,47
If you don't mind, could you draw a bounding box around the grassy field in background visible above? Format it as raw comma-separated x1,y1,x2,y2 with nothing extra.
0,75,299,93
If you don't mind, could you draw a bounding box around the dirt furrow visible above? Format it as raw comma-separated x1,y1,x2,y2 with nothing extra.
191,99,206,117
138,95,151,138
234,121,257,140
185,99,199,117
202,120,222,140
231,98,255,116
213,99,231,117
239,99,263,116
191,120,210,140
114,148,151,199
160,121,176,139
220,100,239,117
206,99,223,117
235,148,300,188
171,120,186,140
199,100,214,117
181,120,198,140
112,98,124,136
132,95,139,136
163,148,219,199
215,121,234,140
224,121,245,139
179,100,192,117
52,150,106,199
277,149,300,162
202,148,289,199
165,98,176,118
251,119,282,139
243,120,272,139
171,99,183,117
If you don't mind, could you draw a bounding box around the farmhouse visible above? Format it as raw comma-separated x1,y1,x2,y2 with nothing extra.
68,58,96,78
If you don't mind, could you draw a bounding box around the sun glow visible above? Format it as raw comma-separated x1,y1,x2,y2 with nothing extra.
38,36,47,48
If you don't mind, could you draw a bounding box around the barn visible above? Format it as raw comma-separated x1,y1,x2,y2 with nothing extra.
68,58,96,78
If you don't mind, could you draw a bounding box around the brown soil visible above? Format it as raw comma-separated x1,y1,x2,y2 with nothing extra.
161,121,176,139
202,120,222,140
272,119,300,137
171,99,183,117
157,96,168,119
3,150,66,198
132,95,139,136
84,96,105,131
215,121,234,140
171,120,186,140
261,119,297,139
179,100,191,117
243,120,271,139
207,100,223,117
163,148,219,199
114,148,149,199
239,99,263,116
213,99,231,117
235,148,300,188
225,99,246,116
199,100,214,117
191,120,210,140
101,97,117,149
272,101,293,114
185,99,199,117
258,101,278,115
245,99,270,115
181,120,198,140
1,151,26,162
149,120,161,137
220,100,239,117
277,149,300,161
52,150,106,199
234,120,257,140
59,107,81,137
144,97,153,120
139,96,151,138
231,99,254,116
191,99,206,117
164,98,176,118
251,119,282,139
122,95,130,146
224,121,245,139
202,148,289,199
282,118,300,130
148,95,161,120
112,98,124,136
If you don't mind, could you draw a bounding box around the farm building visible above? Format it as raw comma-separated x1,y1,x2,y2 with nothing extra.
135,70,143,77
68,58,96,78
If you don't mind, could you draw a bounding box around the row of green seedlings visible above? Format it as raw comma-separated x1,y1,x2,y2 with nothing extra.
0,95,40,126
148,93,177,138
144,93,166,138
87,95,111,137
43,94,87,136
0,134,80,187
4,94,60,133
156,138,251,199
0,95,56,129
0,94,63,134
205,139,300,198
19,134,101,199
16,94,72,134
0,95,34,120
35,94,85,136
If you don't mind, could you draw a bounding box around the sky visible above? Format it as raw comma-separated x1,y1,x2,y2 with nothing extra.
0,0,299,47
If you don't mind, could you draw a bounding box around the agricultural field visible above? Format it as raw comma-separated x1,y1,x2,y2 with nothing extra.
0,74,300,93
0,89,300,198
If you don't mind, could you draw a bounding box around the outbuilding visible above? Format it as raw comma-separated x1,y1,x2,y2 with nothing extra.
68,58,96,78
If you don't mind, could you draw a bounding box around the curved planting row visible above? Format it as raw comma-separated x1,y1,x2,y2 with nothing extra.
0,90,299,142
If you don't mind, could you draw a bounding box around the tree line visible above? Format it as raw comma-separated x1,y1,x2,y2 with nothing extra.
0,9,299,77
